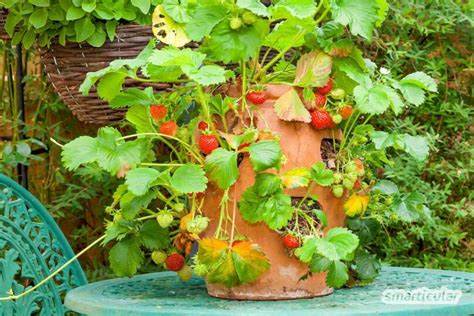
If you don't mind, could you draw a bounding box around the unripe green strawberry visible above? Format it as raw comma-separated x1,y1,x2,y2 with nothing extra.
174,203,185,212
330,88,345,100
385,196,393,206
242,12,257,24
332,185,344,198
229,17,243,29
345,161,357,173
186,215,209,234
333,172,343,183
151,251,167,265
177,264,193,282
346,172,358,182
157,211,173,228
331,114,343,124
343,177,355,189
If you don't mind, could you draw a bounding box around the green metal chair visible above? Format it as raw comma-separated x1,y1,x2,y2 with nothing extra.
0,174,87,315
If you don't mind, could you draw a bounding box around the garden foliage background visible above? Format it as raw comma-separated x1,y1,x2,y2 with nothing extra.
0,0,472,280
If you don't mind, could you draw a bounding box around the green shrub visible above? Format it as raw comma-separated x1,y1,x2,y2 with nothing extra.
366,0,473,271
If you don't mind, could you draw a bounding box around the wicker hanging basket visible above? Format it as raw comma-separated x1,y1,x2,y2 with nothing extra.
39,24,170,125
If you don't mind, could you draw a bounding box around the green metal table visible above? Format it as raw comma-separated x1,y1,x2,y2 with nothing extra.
65,267,474,315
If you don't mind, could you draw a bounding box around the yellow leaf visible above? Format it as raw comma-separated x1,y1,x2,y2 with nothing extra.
152,5,190,47
232,241,270,284
197,238,228,266
197,239,270,287
344,194,369,217
207,249,240,287
281,167,310,189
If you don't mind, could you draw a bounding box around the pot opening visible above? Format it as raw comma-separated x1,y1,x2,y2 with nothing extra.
321,138,339,170
280,197,324,237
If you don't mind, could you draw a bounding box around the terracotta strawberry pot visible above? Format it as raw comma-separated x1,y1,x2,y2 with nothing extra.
201,84,346,300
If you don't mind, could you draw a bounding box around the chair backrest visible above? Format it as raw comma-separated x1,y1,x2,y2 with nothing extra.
0,174,87,315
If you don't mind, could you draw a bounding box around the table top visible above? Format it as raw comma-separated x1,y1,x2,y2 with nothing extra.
65,267,474,315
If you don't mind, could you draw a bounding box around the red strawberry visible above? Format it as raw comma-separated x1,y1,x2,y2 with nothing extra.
150,105,167,120
282,235,300,249
310,110,336,130
314,93,326,108
198,121,209,131
353,177,362,190
317,79,333,95
159,121,177,136
165,253,185,272
199,135,219,155
246,91,267,105
238,143,250,155
340,105,353,120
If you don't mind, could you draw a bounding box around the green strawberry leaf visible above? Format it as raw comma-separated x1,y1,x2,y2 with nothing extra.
326,260,349,288
309,255,332,272
109,236,144,277
139,220,170,250
205,148,239,190
185,65,227,86
254,173,282,197
271,0,317,19
347,218,381,245
171,164,208,193
95,128,145,175
319,227,359,261
97,72,127,102
236,0,269,17
249,140,282,172
110,87,156,108
264,18,314,51
294,237,317,263
207,19,268,63
354,248,381,280
126,105,156,134
120,190,156,219
354,84,391,114
239,187,293,230
125,168,161,196
329,0,379,40
61,136,98,170
185,4,228,41
163,0,191,23
310,162,334,186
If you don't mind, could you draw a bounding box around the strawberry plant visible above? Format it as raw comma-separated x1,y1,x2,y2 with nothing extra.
59,0,438,292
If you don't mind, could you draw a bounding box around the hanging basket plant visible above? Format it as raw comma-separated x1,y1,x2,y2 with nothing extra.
1,0,159,124
59,0,438,300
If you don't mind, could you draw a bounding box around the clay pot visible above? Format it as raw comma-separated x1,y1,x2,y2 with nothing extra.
201,84,346,300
